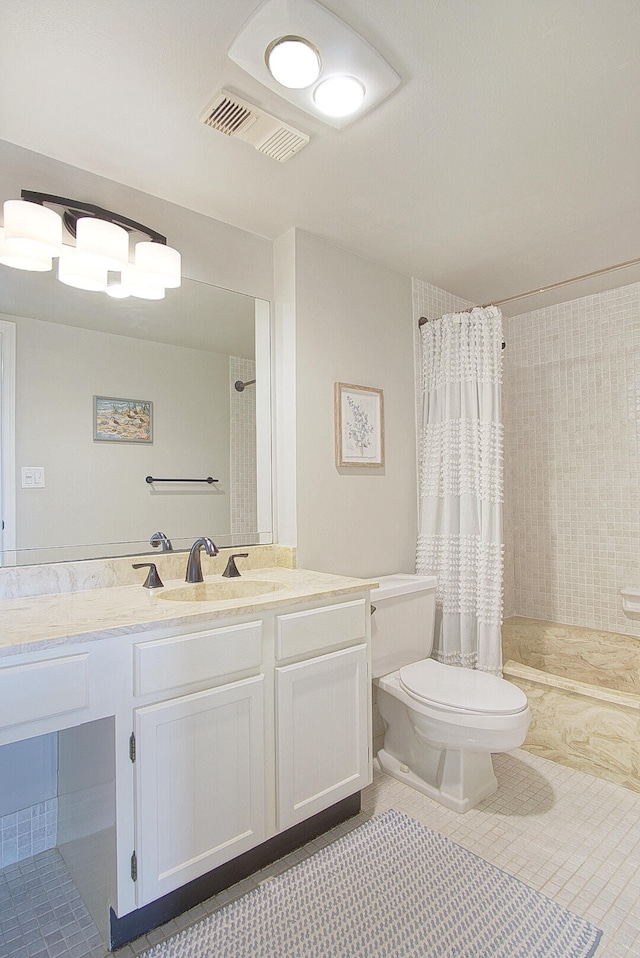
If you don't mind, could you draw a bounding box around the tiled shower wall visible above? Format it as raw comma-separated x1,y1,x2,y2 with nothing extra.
0,799,57,868
503,281,640,636
412,276,640,638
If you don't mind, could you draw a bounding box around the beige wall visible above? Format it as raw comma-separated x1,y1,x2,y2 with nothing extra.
291,230,416,578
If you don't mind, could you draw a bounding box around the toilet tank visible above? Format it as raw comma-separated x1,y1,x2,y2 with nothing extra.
370,574,437,679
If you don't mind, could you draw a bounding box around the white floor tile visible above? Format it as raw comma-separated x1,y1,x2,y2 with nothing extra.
1,748,638,956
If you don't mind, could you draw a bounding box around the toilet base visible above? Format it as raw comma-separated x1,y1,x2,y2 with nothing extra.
377,746,498,814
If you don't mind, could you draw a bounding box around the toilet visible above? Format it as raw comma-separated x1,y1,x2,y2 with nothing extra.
372,573,530,813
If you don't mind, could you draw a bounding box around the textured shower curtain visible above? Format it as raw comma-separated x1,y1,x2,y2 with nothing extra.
416,306,504,676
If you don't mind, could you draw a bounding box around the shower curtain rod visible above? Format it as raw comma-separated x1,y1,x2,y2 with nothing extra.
418,253,640,326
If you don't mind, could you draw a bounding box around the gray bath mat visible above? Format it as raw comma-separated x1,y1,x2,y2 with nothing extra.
141,809,602,957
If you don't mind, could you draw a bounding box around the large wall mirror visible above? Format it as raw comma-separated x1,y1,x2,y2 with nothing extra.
0,266,272,566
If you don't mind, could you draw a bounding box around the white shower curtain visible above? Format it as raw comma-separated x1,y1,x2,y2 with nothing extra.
416,306,504,676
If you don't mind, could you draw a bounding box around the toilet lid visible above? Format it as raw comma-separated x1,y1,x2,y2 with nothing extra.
399,659,528,715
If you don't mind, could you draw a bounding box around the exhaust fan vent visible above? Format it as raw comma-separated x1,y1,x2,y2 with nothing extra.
257,127,308,162
200,93,257,138
200,90,309,163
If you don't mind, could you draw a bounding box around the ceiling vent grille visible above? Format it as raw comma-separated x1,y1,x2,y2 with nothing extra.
257,127,308,162
200,93,257,138
200,90,309,163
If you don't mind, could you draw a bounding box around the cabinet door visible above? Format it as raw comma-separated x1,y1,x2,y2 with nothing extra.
276,644,370,831
134,675,265,906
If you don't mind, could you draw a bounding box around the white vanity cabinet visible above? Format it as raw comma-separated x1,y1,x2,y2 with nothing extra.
130,597,372,905
0,573,374,947
0,639,125,748
274,599,371,831
134,675,265,906
131,621,266,907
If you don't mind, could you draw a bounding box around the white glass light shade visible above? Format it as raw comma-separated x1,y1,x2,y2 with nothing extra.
2,199,62,264
58,245,108,291
105,278,131,299
266,36,320,89
111,264,165,300
75,217,129,271
0,226,53,271
131,284,165,300
134,242,181,289
313,75,365,117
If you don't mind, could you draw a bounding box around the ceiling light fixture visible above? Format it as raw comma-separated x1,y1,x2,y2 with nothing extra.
228,0,400,129
313,75,365,118
0,191,181,301
266,35,321,88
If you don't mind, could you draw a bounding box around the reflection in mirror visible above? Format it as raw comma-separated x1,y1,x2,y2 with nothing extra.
0,266,272,566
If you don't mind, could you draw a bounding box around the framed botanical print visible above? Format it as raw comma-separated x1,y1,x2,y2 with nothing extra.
335,382,384,468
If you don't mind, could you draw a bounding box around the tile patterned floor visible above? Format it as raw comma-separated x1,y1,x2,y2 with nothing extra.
0,848,104,958
1,749,639,957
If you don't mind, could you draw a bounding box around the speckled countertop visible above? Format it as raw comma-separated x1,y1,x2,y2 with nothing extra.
0,567,377,658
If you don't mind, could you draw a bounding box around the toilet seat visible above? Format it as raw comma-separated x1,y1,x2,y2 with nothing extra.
399,659,528,716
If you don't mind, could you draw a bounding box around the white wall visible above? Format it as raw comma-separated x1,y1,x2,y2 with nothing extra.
13,314,230,551
291,230,416,578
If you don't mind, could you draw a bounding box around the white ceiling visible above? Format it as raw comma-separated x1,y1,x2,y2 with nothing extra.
2,0,640,314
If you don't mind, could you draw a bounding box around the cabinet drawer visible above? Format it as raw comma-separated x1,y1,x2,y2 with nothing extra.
0,654,89,729
133,621,262,696
276,599,366,660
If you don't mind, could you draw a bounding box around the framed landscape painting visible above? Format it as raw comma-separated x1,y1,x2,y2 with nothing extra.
335,382,385,468
94,396,153,443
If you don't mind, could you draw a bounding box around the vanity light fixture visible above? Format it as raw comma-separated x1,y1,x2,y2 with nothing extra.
228,0,400,129
0,191,181,300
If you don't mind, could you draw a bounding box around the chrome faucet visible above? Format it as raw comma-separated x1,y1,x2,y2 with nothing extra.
185,536,219,583
150,531,173,551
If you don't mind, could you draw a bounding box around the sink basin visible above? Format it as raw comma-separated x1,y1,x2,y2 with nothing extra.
157,579,288,603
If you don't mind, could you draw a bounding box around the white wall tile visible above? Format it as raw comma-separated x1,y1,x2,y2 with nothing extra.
504,282,640,634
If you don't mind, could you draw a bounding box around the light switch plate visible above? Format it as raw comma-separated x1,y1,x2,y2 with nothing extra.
21,467,45,489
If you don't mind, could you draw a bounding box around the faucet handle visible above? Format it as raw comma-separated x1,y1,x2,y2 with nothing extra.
222,553,249,578
132,562,164,589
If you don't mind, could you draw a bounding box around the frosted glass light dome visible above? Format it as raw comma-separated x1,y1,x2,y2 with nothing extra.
266,36,321,89
0,226,52,271
134,242,181,289
2,199,62,267
58,245,108,292
75,216,129,271
313,75,365,117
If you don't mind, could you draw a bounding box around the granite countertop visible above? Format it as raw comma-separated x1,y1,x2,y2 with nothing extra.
0,567,378,658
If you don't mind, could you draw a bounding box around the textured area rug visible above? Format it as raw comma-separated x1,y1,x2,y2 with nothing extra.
142,809,602,958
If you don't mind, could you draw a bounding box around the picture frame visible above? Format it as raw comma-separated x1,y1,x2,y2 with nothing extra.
93,396,153,444
335,382,385,468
